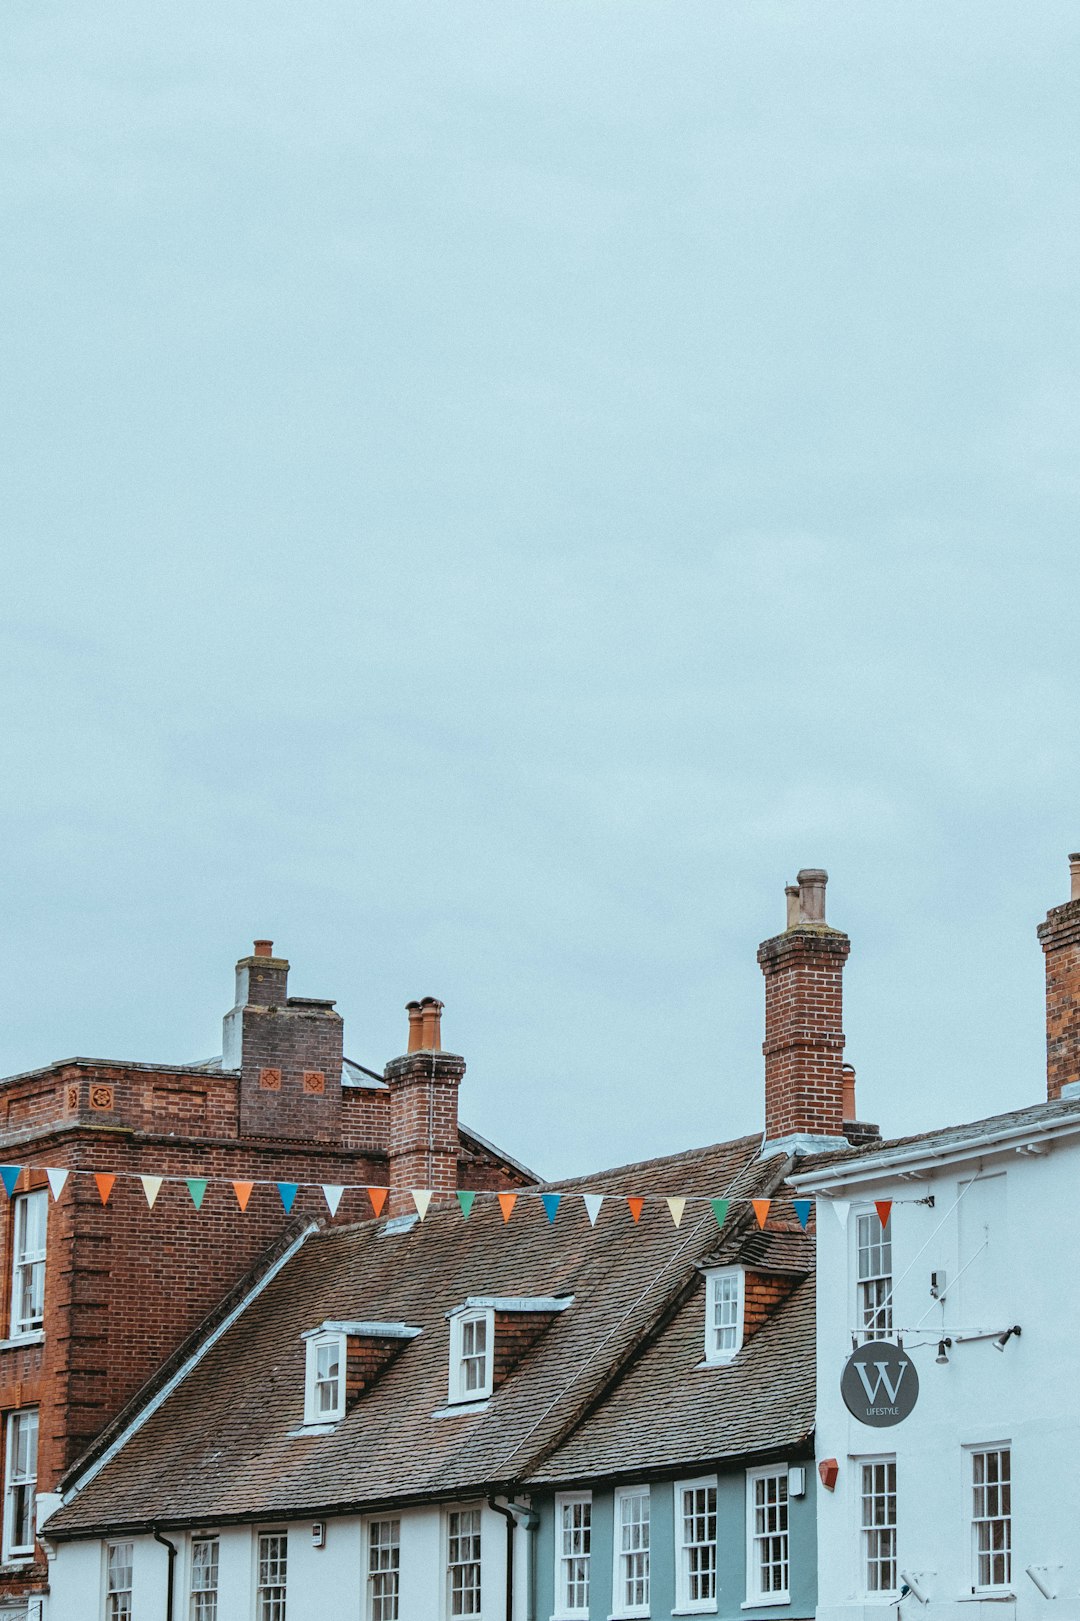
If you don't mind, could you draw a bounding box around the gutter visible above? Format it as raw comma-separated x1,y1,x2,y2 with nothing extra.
152,1528,177,1621
487,1497,538,1621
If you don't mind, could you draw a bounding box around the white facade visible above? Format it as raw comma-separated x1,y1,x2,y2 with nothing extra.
44,1499,530,1621
795,1098,1080,1621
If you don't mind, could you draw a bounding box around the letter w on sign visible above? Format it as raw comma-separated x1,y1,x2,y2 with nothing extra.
854,1359,908,1405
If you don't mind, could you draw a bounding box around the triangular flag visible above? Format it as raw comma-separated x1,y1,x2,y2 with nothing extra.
626,1197,645,1223
187,1178,208,1211
541,1193,561,1223
582,1193,604,1226
412,1190,432,1221
710,1198,730,1229
875,1199,893,1229
457,1191,475,1219
498,1192,517,1223
751,1199,771,1229
95,1173,116,1206
233,1181,254,1212
832,1198,851,1229
141,1176,163,1209
0,1166,22,1198
368,1187,388,1218
46,1168,69,1201
793,1199,812,1230
666,1196,687,1227
322,1185,344,1217
277,1182,299,1214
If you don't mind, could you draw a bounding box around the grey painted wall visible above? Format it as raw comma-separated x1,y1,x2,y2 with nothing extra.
533,1467,817,1620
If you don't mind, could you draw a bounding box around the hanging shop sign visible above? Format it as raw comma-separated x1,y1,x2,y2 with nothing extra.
841,1340,919,1427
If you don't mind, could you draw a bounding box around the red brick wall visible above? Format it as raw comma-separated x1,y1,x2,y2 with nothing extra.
384,1051,467,1214
1038,897,1080,1099
743,1270,799,1340
757,927,850,1140
491,1311,557,1388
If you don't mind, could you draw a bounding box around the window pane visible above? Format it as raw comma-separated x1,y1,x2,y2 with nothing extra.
558,1498,591,1613
4,1409,38,1558
191,1537,219,1621
448,1510,482,1616
368,1519,400,1621
972,1450,1011,1590
617,1491,650,1610
107,1542,134,1621
856,1214,893,1336
258,1532,288,1621
751,1472,789,1597
681,1485,717,1603
861,1460,897,1593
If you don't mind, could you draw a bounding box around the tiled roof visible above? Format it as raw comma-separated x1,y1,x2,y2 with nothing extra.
792,1091,1080,1177
50,1136,802,1537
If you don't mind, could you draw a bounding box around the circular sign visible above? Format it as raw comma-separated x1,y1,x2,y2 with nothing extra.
841,1340,919,1427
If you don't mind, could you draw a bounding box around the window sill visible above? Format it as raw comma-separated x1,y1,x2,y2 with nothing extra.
957,1595,1016,1604
695,1356,737,1370
0,1331,45,1352
608,1612,651,1620
672,1606,719,1615
432,1399,491,1418
290,1422,339,1437
741,1597,790,1609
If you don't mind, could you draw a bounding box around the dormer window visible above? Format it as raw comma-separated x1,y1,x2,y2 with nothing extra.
304,1329,345,1425
450,1309,494,1403
704,1268,744,1363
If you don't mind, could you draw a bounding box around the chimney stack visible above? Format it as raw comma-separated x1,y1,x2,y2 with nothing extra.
222,941,344,1141
385,998,464,1215
1037,854,1080,1100
757,869,852,1155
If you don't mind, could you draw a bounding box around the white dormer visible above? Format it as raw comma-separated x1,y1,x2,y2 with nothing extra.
444,1295,573,1409
300,1319,422,1429
703,1267,745,1364
303,1327,346,1425
448,1307,494,1403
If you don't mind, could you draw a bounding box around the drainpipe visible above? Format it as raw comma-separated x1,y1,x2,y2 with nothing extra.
152,1528,177,1621
487,1497,538,1621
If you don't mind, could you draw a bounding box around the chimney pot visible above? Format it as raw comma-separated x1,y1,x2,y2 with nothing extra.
785,885,801,930
796,868,828,924
1070,853,1080,902
406,1001,424,1053
419,996,444,1051
842,1063,857,1122
253,940,274,958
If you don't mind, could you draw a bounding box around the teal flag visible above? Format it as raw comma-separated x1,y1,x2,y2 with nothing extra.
187,1178,208,1210
457,1191,475,1219
710,1198,730,1229
793,1199,812,1230
541,1193,561,1223
0,1166,22,1198
277,1182,299,1214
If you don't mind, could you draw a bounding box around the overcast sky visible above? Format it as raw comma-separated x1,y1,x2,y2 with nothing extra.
2,1,1078,1181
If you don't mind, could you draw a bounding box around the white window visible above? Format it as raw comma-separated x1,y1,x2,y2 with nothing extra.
613,1486,650,1617
859,1458,897,1595
367,1518,400,1621
675,1477,717,1612
190,1535,219,1621
856,1212,892,1338
449,1310,494,1403
447,1508,482,1617
746,1467,789,1604
554,1493,591,1617
105,1541,133,1621
704,1269,744,1363
970,1447,1011,1592
303,1331,345,1424
257,1531,288,1621
10,1189,47,1338
3,1408,38,1561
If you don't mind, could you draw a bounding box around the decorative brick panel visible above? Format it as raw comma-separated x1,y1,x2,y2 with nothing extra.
303,1071,326,1095
259,1068,282,1091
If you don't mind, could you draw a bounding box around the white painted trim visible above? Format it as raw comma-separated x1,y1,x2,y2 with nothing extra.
673,1475,719,1615
303,1331,346,1426
447,1295,573,1317
745,1464,790,1606
62,1223,319,1504
301,1320,421,1341
702,1268,744,1365
447,1308,495,1403
552,1490,592,1621
611,1484,651,1619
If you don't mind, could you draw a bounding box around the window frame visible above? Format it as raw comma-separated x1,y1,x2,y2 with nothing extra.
445,1503,483,1619
612,1484,651,1619
552,1491,591,1620
856,1456,897,1599
855,1210,893,1340
703,1268,744,1365
2,1407,38,1562
303,1330,346,1426
9,1188,47,1340
366,1515,401,1621
104,1539,134,1621
967,1444,1012,1595
744,1465,790,1607
255,1528,288,1621
448,1309,494,1404
673,1474,718,1614
189,1532,220,1621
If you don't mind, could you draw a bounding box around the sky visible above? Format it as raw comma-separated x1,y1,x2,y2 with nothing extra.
2,1,1078,1180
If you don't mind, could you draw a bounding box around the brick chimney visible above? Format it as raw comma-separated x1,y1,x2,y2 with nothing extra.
222,941,344,1141
384,997,465,1215
757,869,852,1155
1037,853,1080,1100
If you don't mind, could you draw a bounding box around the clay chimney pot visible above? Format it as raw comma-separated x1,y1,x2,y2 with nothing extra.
419,996,444,1051
785,884,801,930
406,1001,424,1053
796,868,828,924
1070,853,1080,902
253,939,274,958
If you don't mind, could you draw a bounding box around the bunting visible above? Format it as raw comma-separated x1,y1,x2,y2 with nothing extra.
0,1160,918,1238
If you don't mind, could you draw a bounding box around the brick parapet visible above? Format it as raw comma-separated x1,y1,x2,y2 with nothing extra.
1038,896,1080,1099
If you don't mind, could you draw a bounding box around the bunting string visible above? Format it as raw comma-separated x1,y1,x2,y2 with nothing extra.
0,1162,915,1231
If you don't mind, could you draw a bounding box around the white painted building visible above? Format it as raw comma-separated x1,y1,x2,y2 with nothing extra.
793,1090,1080,1621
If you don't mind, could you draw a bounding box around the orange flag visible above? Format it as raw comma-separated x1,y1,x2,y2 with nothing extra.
368,1187,388,1218
626,1197,645,1223
498,1192,517,1223
875,1199,893,1228
232,1181,254,1212
95,1173,116,1206
751,1198,771,1229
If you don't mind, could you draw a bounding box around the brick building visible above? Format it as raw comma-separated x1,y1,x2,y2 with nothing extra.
0,941,532,1617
